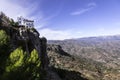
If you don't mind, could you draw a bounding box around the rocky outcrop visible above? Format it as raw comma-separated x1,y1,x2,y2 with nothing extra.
16,27,49,71
0,12,62,80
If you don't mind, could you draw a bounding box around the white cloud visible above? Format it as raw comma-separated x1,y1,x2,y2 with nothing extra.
70,2,96,16
87,2,96,7
0,0,44,28
0,0,28,20
39,28,82,40
70,8,92,15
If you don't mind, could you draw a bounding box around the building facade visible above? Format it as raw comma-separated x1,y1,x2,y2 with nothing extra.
17,16,34,28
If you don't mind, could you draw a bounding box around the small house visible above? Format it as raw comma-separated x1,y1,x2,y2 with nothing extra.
17,16,34,28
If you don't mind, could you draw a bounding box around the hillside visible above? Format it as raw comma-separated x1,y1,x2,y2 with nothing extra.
47,44,120,80
48,36,120,68
48,36,120,80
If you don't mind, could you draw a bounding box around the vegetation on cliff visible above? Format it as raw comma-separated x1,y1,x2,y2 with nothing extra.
0,29,41,80
47,44,120,80
0,12,44,80
1,48,41,80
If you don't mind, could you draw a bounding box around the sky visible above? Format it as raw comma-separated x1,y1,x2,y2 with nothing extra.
0,0,120,40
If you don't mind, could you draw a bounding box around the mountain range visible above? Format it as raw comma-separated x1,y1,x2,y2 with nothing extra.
48,35,120,69
47,35,120,80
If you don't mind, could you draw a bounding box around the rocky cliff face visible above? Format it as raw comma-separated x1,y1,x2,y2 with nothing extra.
0,12,48,70
0,12,69,80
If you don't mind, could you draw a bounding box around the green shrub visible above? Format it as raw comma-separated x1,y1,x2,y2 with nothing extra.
0,30,10,55
0,30,9,46
1,48,41,80
10,19,18,27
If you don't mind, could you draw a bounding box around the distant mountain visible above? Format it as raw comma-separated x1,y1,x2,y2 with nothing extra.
48,35,120,69
47,44,120,80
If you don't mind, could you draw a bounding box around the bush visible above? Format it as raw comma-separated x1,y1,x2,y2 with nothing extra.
10,19,18,27
0,30,9,46
1,48,41,80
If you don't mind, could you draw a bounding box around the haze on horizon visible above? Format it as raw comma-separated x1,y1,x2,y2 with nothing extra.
0,0,120,40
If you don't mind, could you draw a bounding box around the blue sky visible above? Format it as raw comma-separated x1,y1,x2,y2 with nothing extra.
0,0,120,40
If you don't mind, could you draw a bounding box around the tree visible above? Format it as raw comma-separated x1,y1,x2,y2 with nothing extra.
0,30,10,56
1,48,41,80
10,19,18,27
0,30,9,46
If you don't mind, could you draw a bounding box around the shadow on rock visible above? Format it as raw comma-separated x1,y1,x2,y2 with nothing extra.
51,67,88,80
47,44,71,57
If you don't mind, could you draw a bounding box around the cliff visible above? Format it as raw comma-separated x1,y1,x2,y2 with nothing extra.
0,12,58,80
0,12,48,69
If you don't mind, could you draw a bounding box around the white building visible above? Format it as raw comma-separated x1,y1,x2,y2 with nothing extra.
17,16,34,28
